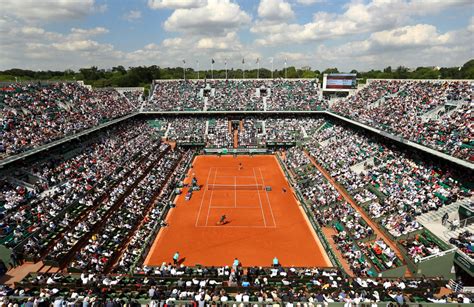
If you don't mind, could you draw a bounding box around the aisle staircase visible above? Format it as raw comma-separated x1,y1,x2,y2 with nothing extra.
417,197,473,242
233,130,238,148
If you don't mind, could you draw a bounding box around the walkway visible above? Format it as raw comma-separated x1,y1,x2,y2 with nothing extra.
322,227,355,277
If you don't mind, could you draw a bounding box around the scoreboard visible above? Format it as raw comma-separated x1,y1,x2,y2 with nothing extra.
323,73,357,90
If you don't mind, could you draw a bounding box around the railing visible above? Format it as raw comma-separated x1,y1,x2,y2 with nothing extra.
418,247,457,263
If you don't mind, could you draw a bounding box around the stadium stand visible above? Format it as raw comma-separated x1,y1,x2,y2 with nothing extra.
1,78,473,305
331,80,473,161
0,82,137,159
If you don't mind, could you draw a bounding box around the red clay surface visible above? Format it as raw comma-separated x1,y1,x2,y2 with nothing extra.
145,155,330,267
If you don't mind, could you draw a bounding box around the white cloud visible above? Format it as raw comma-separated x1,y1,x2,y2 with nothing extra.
0,24,120,70
52,40,104,52
124,10,142,21
252,0,472,46
258,0,294,22
148,0,206,9
296,0,325,5
314,24,473,70
1,0,103,22
162,37,184,49
196,32,241,50
70,27,109,38
370,24,451,47
164,0,251,35
468,16,474,33
276,52,311,62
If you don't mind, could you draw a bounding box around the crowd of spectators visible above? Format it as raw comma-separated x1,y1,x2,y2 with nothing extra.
284,147,405,277
266,80,325,111
146,79,326,112
206,80,265,111
285,146,340,208
266,118,304,143
148,81,204,111
167,117,205,143
401,232,447,263
1,82,136,158
45,143,170,265
449,230,473,259
206,118,232,148
239,119,265,147
0,121,161,260
116,150,195,273
120,90,143,105
68,147,183,273
4,267,472,305
331,80,473,161
304,120,470,238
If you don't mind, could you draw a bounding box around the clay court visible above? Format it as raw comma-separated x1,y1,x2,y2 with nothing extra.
145,155,330,267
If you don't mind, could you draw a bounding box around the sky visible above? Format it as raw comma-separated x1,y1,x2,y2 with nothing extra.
1,0,473,72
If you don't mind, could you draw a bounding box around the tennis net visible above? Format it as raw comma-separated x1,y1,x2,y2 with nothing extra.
207,184,264,190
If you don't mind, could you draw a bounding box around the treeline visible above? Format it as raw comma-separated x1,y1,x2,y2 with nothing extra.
1,59,473,88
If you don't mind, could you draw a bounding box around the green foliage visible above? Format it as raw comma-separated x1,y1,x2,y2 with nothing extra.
0,59,472,87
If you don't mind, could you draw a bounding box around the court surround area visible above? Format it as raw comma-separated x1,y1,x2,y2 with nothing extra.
145,155,331,267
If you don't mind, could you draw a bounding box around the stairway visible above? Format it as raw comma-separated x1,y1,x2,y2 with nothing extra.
233,130,238,148
416,202,461,225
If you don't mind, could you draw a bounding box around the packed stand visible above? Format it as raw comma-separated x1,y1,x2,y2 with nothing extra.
449,230,473,258
265,118,305,144
120,89,143,105
145,79,326,112
44,143,170,265
167,117,205,143
115,150,195,273
68,147,182,273
206,119,232,148
147,81,204,111
206,80,264,111
0,82,136,158
266,79,325,111
304,120,471,238
239,119,265,147
331,80,473,161
7,267,472,304
7,122,160,259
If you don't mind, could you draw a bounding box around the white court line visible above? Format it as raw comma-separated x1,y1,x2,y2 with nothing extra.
214,175,255,178
195,167,213,227
259,167,277,227
234,176,237,208
205,168,218,226
209,206,261,209
196,225,277,228
252,167,267,227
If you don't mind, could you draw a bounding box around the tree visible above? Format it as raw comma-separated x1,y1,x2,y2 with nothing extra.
112,66,126,75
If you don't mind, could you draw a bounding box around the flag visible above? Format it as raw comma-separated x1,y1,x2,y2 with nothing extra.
270,57,273,63
284,57,287,65
182,60,186,64
212,59,215,64
225,59,227,66
242,58,245,64
256,58,259,64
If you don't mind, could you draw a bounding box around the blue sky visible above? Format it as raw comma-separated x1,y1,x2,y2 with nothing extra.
1,0,473,71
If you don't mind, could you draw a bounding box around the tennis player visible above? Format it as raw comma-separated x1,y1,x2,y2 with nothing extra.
217,214,227,225
238,162,243,170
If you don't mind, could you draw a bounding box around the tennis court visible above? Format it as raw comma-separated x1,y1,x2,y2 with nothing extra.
145,155,330,267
